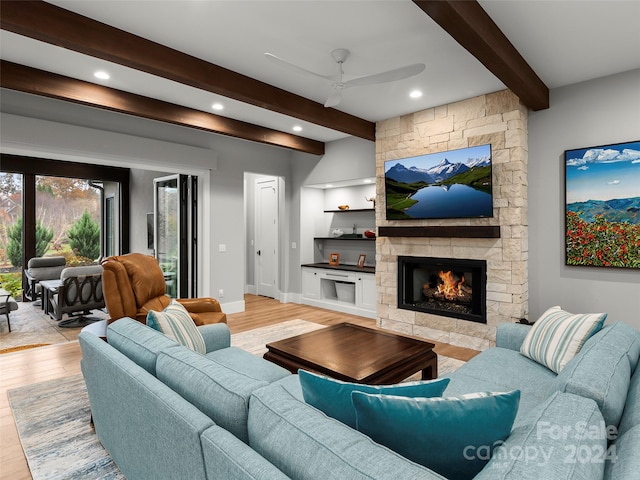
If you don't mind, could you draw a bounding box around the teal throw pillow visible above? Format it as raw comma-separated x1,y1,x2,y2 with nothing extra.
298,369,449,429
520,305,606,373
352,390,520,480
146,300,206,354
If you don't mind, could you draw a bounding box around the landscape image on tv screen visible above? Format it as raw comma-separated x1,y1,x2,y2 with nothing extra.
385,144,492,220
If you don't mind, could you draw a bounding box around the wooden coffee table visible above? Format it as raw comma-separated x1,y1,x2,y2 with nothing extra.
264,322,437,384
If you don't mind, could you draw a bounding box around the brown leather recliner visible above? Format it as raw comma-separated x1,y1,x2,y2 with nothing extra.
101,253,226,325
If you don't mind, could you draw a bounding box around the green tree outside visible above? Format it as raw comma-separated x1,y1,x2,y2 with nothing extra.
67,210,100,260
6,217,54,267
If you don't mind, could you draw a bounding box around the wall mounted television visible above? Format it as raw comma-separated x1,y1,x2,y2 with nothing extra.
384,144,493,220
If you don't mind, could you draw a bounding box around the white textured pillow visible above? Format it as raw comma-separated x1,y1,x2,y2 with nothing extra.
146,300,206,354
520,306,606,373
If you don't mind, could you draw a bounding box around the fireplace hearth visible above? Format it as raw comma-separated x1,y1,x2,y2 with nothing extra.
398,256,487,324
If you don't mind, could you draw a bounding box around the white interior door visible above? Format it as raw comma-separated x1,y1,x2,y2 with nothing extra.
255,177,279,298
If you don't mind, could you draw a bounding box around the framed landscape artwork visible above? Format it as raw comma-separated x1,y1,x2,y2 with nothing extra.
565,140,640,269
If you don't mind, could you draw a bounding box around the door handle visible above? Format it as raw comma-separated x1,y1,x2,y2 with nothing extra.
257,250,261,256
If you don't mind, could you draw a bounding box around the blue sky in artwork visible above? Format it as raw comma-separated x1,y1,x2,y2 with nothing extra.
566,140,640,203
385,144,490,171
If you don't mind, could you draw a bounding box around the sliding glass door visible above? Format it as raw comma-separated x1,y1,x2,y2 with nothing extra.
153,174,197,298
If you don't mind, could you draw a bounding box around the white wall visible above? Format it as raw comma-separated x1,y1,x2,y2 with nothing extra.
528,69,640,328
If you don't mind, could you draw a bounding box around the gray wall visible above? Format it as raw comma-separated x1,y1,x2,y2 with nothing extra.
0,90,295,312
528,69,640,328
129,169,170,254
289,136,376,294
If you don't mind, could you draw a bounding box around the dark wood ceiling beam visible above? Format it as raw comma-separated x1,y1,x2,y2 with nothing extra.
1,61,325,155
0,0,375,140
413,0,549,111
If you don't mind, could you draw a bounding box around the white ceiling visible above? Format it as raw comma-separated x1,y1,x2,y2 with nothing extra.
1,0,639,144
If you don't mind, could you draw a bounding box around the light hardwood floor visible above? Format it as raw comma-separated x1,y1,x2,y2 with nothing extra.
0,295,479,480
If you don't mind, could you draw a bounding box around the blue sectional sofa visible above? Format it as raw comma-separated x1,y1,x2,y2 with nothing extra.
78,318,640,480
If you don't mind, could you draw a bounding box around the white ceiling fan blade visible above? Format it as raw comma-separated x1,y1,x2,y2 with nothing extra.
324,84,344,108
264,53,332,83
346,63,425,88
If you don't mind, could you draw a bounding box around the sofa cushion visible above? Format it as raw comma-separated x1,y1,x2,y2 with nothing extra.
474,392,606,480
443,347,555,425
496,322,532,351
352,390,520,480
147,300,206,354
248,383,445,480
156,346,289,443
617,368,640,437
107,317,179,375
585,322,640,374
206,347,290,383
298,369,449,428
550,323,633,429
605,424,640,480
520,306,606,374
200,425,292,480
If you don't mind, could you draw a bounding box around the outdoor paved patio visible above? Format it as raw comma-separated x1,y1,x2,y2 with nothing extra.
0,299,108,351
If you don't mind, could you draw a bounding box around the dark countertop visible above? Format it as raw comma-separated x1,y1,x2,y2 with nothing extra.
301,263,375,274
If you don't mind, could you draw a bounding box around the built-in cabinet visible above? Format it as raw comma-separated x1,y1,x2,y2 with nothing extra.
300,181,377,318
301,266,376,318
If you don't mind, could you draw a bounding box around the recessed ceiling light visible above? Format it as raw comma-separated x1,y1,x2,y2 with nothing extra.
292,125,303,132
409,90,423,99
94,71,110,80
212,103,224,111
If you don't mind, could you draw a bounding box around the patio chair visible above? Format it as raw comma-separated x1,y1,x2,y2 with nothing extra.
0,288,18,332
49,265,105,327
23,256,66,303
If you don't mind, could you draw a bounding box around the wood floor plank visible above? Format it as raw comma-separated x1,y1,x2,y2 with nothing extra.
0,295,479,479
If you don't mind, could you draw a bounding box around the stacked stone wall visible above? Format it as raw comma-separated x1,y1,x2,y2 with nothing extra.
375,90,528,350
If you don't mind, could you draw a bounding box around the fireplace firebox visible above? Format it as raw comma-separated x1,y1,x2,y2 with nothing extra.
398,256,487,324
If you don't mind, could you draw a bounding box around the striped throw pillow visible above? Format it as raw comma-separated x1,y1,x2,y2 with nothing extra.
520,306,606,373
146,300,206,354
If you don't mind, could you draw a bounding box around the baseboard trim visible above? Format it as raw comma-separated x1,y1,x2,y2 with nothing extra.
220,300,245,314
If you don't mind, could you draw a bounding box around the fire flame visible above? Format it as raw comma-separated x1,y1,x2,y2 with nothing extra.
437,270,466,300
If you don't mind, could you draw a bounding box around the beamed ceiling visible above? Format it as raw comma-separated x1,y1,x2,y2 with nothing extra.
1,1,638,154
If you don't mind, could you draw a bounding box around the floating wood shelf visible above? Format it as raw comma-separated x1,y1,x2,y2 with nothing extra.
378,226,500,238
323,208,375,213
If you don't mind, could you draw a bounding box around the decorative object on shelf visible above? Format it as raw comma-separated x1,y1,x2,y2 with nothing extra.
357,254,366,268
364,229,376,238
565,139,640,269
331,228,344,238
329,253,340,266
365,196,376,208
338,205,350,210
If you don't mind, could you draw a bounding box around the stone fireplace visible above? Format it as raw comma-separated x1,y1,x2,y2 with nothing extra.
375,90,528,350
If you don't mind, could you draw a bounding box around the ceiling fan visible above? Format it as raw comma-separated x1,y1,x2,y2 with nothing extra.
265,49,425,108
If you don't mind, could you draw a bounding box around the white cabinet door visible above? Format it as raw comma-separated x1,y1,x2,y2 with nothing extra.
301,268,321,299
356,273,377,311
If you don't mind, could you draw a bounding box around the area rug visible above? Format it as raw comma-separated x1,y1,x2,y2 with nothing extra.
9,320,465,479
230,319,327,355
7,374,125,480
